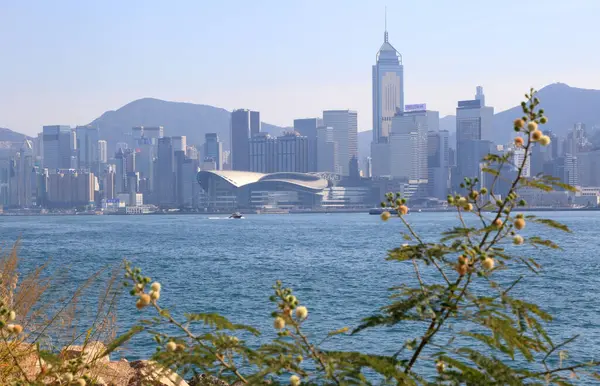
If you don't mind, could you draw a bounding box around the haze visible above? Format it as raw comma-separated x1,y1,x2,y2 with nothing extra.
1,0,599,135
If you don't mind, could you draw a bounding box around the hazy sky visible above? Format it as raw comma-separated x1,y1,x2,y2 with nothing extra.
1,0,599,135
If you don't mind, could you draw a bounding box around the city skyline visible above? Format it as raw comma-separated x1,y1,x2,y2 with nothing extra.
2,1,600,135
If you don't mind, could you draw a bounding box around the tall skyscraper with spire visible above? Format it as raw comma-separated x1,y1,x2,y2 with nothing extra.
372,12,404,144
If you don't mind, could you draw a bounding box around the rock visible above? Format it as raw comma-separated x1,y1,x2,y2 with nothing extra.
61,341,110,364
188,373,229,386
92,359,135,386
127,360,189,386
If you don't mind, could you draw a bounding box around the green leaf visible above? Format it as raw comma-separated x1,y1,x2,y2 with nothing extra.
99,325,144,358
532,218,571,232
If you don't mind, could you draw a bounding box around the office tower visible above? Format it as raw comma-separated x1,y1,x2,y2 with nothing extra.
577,150,600,187
132,126,144,141
114,149,126,193
186,145,199,160
249,133,277,173
427,130,450,199
76,126,99,174
365,157,373,178
42,125,73,170
17,140,35,208
294,118,322,171
323,110,358,176
125,149,136,174
250,111,261,137
116,142,128,152
104,165,115,200
98,140,108,164
276,132,309,173
231,109,259,171
316,126,338,173
512,148,531,177
455,91,494,187
222,151,231,170
127,172,140,194
204,133,223,170
372,22,404,143
174,150,199,207
389,108,438,181
172,136,187,153
142,126,164,139
46,170,95,208
157,137,175,205
555,155,579,187
475,86,485,106
545,130,559,160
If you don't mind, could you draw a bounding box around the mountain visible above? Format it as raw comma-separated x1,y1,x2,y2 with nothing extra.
87,98,286,150
0,127,30,143
492,83,600,144
439,115,456,132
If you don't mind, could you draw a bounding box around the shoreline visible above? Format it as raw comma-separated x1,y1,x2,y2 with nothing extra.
1,207,599,216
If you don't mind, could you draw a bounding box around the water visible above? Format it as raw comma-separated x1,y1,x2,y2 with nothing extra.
1,212,599,376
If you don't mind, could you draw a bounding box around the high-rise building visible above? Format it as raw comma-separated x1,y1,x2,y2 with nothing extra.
276,132,309,173
98,140,108,164
204,133,223,170
250,111,261,137
294,118,322,171
42,125,73,171
427,130,450,199
157,137,175,205
103,165,115,201
372,23,404,143
455,91,494,188
316,126,338,173
16,140,35,208
46,170,95,208
172,136,187,153
389,108,438,182
76,126,100,174
249,133,277,173
141,126,164,140
323,110,358,176
114,148,126,194
231,109,259,171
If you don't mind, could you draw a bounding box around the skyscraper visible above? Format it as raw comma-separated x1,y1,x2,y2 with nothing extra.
427,130,450,199
316,126,338,173
157,137,175,205
204,133,223,170
455,90,494,189
17,140,35,208
231,109,260,171
372,22,404,143
42,125,72,170
98,140,108,164
249,133,277,173
276,132,309,173
294,118,322,172
76,125,99,174
323,110,358,176
172,136,187,153
389,108,438,182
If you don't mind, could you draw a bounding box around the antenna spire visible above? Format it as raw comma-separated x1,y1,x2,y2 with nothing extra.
384,6,389,43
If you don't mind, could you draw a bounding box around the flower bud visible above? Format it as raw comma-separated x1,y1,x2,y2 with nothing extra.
76,378,87,386
166,341,177,352
514,137,524,147
8,311,16,321
527,121,538,131
436,361,446,373
463,203,473,212
513,235,524,245
514,118,525,129
274,317,286,330
7,324,23,334
138,293,151,306
295,306,308,320
398,205,409,215
456,264,468,276
540,116,548,124
493,219,503,228
457,197,467,206
62,373,74,383
380,211,391,221
480,187,488,195
290,375,301,386
151,282,161,292
150,290,160,301
531,129,543,141
539,135,551,146
514,218,526,230
482,258,495,270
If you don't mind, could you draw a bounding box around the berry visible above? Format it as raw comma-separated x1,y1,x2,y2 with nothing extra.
531,130,543,141
482,258,495,270
514,137,524,147
527,121,538,131
493,219,503,228
513,235,524,245
514,218,526,230
380,211,391,221
514,119,525,129
398,205,409,215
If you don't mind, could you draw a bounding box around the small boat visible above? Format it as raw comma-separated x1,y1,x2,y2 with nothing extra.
229,212,244,219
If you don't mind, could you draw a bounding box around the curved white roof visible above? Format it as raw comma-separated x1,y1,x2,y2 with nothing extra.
197,170,328,191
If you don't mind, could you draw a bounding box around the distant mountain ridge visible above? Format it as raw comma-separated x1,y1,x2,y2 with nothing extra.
87,98,287,151
2,83,599,157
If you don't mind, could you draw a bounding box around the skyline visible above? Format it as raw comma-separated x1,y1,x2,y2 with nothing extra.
2,0,600,135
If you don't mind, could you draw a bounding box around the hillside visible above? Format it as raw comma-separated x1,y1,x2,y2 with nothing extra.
87,98,286,151
0,127,30,144
492,83,600,144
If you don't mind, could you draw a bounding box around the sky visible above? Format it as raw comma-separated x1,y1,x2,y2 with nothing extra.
1,0,600,135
